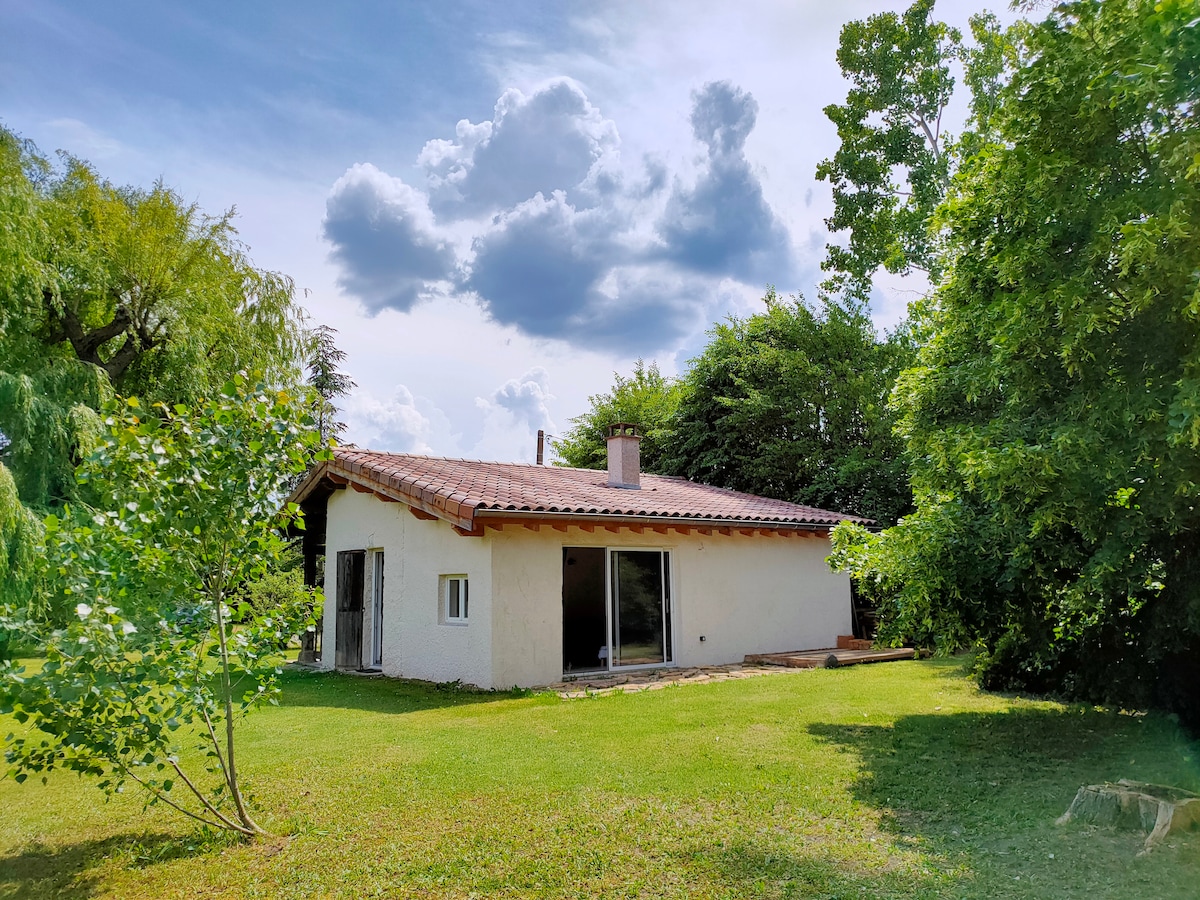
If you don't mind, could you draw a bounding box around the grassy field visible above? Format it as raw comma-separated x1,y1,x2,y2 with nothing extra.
1,656,1197,899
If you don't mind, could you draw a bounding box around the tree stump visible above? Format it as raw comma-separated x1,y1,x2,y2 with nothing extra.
1056,780,1200,854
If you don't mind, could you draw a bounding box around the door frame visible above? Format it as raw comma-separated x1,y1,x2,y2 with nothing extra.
334,550,365,669
369,549,385,668
562,545,676,676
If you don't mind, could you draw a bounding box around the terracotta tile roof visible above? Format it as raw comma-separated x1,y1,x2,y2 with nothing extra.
293,448,871,533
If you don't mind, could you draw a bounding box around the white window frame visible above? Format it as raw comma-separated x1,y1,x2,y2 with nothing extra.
441,575,469,624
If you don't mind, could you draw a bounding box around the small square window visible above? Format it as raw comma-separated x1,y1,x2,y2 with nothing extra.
443,576,468,623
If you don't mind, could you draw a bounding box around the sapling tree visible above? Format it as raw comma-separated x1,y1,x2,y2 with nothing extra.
0,374,329,836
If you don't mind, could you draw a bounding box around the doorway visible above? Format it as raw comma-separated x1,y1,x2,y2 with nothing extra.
370,550,384,668
562,548,606,672
335,550,365,668
562,547,672,674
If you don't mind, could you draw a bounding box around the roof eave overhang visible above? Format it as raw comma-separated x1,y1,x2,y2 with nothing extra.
287,460,478,532
474,508,839,533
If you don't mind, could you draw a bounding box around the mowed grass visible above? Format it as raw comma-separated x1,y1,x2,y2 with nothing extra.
1,657,1198,899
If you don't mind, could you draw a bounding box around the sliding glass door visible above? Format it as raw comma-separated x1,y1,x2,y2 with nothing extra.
610,550,672,667
562,547,674,673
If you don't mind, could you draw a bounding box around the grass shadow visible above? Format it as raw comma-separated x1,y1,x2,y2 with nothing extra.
277,667,532,715
809,705,1200,898
695,840,953,899
0,828,235,900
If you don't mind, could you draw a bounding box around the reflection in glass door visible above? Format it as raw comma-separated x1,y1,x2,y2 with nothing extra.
610,550,671,667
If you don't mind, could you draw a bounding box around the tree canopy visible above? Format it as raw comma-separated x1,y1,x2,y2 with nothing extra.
0,128,307,513
816,0,1009,300
663,292,914,525
551,360,682,473
831,0,1200,724
306,324,356,446
0,128,322,622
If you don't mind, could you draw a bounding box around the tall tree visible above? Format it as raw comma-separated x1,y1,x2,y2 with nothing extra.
551,360,681,473
305,324,356,445
831,0,1200,724
816,0,1010,301
0,128,307,513
664,291,913,525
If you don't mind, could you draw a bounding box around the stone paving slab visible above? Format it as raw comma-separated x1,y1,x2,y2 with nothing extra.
543,647,917,698
542,663,797,698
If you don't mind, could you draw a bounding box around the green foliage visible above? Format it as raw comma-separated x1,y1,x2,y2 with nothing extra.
0,126,307,513
0,126,315,620
816,1,1014,300
0,464,43,659
665,291,913,524
0,364,109,510
816,0,960,298
551,360,682,473
837,0,1200,723
244,568,317,619
305,324,356,445
0,374,330,834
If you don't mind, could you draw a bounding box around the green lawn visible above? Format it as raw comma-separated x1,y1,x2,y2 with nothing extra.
2,657,1197,899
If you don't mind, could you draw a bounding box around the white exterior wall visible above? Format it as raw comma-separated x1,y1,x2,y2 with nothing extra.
489,524,852,688
321,489,493,687
322,489,851,690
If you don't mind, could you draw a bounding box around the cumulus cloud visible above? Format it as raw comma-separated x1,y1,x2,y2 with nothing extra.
471,368,558,462
420,80,618,216
343,384,446,454
656,82,794,285
323,163,456,312
465,191,617,340
324,79,796,351
481,367,555,433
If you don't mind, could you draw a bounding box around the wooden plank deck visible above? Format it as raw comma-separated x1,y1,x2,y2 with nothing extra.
744,647,917,668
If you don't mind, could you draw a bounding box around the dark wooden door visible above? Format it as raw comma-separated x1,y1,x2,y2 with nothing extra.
335,550,365,669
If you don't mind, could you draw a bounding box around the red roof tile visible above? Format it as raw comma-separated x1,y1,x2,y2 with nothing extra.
293,448,871,530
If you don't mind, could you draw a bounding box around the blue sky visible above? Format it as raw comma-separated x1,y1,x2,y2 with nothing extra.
2,0,1004,462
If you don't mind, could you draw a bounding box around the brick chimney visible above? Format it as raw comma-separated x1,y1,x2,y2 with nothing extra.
606,423,641,489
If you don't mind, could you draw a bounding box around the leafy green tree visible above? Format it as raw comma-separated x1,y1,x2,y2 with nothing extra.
0,375,328,835
305,324,356,445
0,128,313,623
832,0,1200,723
816,0,1010,300
665,291,913,525
0,128,307,513
552,360,682,473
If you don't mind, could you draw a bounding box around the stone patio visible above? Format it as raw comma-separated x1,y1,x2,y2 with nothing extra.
542,663,797,698
542,646,918,698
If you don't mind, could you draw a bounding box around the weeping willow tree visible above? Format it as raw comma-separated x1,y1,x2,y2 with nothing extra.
0,126,311,624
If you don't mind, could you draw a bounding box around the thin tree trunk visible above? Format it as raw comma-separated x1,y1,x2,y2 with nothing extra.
214,584,266,835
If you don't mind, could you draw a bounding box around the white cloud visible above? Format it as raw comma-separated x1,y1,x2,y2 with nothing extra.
323,163,457,312
420,79,619,216
324,78,796,353
482,366,555,432
343,384,452,454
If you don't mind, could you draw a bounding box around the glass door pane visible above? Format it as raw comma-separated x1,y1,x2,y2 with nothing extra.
611,550,666,666
371,551,384,667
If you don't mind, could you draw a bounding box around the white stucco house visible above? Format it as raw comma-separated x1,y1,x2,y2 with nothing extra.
288,426,867,689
